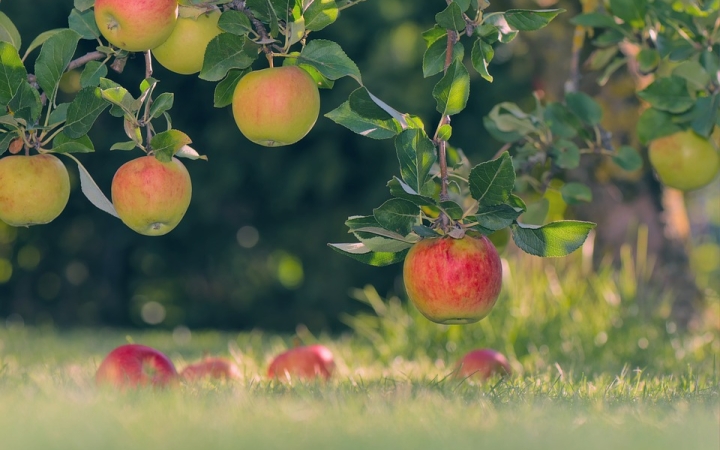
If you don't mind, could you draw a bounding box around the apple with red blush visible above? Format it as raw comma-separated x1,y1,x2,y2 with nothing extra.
267,345,334,381
95,344,178,388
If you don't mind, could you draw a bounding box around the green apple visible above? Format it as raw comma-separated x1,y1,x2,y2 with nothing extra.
403,235,502,324
0,154,70,227
649,129,720,191
152,8,222,75
111,155,192,236
232,66,320,147
94,0,178,52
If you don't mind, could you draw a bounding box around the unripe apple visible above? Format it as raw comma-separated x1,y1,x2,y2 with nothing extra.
94,0,178,52
232,66,320,147
152,8,222,75
267,345,335,381
649,129,719,191
454,349,512,381
403,235,502,324
181,357,241,381
0,154,70,227
111,155,192,236
96,344,177,388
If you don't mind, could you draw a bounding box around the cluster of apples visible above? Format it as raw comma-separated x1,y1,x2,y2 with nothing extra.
95,343,511,388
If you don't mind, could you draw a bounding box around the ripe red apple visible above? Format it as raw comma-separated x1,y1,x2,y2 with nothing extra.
152,8,222,75
403,235,502,324
232,66,320,147
454,349,512,381
181,357,241,381
94,0,178,52
95,344,178,388
111,155,192,236
648,129,719,191
0,154,70,227
267,345,335,381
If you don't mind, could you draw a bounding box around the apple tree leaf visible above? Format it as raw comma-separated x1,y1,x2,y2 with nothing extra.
200,33,258,82
637,76,694,114
423,28,464,77
0,42,27,105
217,10,253,36
503,9,565,31
8,82,42,123
474,204,523,232
303,0,339,31
34,29,81,100
297,39,361,83
65,87,110,138
373,198,420,236
214,68,249,108
560,182,592,205
435,2,466,31
511,220,595,257
151,130,193,162
52,132,94,154
68,8,100,40
468,152,515,206
395,129,437,194
327,242,408,266
0,11,21,51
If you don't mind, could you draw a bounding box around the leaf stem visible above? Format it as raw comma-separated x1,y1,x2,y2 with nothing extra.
143,51,155,152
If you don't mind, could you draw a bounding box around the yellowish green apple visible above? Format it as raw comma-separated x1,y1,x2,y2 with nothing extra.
152,8,222,75
232,66,320,147
111,155,192,236
94,0,178,52
0,154,70,227
648,129,719,191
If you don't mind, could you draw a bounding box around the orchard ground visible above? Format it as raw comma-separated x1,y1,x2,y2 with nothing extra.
0,249,718,449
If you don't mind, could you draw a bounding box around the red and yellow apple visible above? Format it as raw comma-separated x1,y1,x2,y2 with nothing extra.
111,155,192,236
181,357,241,381
454,349,512,381
232,66,320,147
267,345,334,381
403,235,502,324
95,344,177,388
0,154,70,227
94,0,178,52
152,8,222,75
648,129,719,191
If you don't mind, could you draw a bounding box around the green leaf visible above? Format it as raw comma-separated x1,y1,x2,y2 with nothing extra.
470,38,494,82
395,129,437,193
298,39,361,83
637,48,659,73
0,131,17,156
328,243,408,266
304,0,339,31
74,0,95,12
560,182,592,205
503,9,564,31
373,198,420,236
608,0,646,28
612,145,643,171
437,124,452,141
99,83,136,116
49,103,69,125
570,12,622,29
565,92,602,125
352,227,414,253
475,204,523,232
387,177,438,208
439,201,463,220
543,102,580,139
68,8,100,40
110,141,138,151
22,29,66,61
326,88,403,140
469,152,515,206
587,47,619,71
8,81,42,123
52,132,94,153
0,42,27,105
80,61,108,88
511,220,595,257
550,139,580,170
0,11,21,50
637,76,694,114
435,3,466,31
690,95,720,138
149,93,174,119
672,60,711,91
636,108,681,144
151,130,193,162
432,59,470,116
34,29,82,100
217,10,253,35
345,215,381,231
65,87,109,138
213,68,249,108
423,34,464,77
200,33,258,82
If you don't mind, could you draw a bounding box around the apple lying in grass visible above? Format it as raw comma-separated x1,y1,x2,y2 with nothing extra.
403,235,502,324
94,0,178,52
0,154,70,227
267,345,334,381
111,155,192,236
232,66,320,147
95,344,177,388
181,357,241,381
152,7,222,75
454,349,512,381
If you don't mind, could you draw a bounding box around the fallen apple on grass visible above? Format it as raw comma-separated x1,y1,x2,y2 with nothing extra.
94,0,178,52
403,235,502,324
152,7,222,75
111,155,192,236
0,154,70,227
454,349,512,381
95,344,178,388
267,345,335,381
181,357,241,381
232,66,320,147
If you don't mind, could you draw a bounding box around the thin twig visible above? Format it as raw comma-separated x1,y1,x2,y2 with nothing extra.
67,51,106,72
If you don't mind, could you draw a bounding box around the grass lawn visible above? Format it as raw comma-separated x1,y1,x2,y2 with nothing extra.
0,252,717,449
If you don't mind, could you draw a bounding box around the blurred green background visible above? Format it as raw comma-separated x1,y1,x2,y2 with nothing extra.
0,0,717,333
